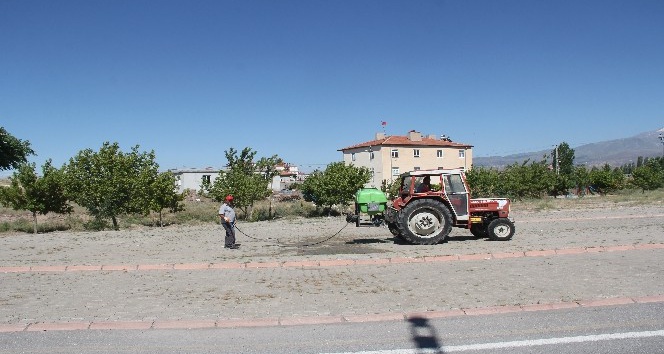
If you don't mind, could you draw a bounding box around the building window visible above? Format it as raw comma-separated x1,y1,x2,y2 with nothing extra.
413,149,420,158
202,175,211,184
370,151,374,160
414,166,420,171
437,150,443,158
392,167,400,176
458,150,465,158
351,153,356,161
391,149,399,158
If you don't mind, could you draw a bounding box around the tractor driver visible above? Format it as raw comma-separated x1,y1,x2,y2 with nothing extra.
416,176,431,193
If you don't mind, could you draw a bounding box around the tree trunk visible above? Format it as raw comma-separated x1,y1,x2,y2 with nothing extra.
111,216,119,230
32,211,38,234
159,210,163,227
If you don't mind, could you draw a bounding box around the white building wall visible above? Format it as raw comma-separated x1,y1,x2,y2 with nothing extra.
172,170,220,194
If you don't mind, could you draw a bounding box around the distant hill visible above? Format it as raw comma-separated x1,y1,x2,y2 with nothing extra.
474,128,664,168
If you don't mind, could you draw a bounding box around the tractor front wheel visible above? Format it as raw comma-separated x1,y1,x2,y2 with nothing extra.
487,218,515,241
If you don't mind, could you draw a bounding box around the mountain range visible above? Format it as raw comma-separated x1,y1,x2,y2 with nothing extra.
473,127,664,168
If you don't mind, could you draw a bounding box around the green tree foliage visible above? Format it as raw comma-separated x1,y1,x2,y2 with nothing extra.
465,166,500,198
551,142,575,176
0,127,35,170
149,171,185,226
468,160,558,200
301,162,371,214
0,161,71,233
550,174,573,197
549,142,576,196
380,178,401,200
498,160,555,200
630,158,663,192
588,164,625,195
207,147,281,220
572,165,591,196
63,142,159,230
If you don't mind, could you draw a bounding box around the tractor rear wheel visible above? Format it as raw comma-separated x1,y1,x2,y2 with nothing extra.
397,199,452,245
387,222,400,236
487,218,515,241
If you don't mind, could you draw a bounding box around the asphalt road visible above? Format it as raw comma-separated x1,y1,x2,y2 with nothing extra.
1,302,662,354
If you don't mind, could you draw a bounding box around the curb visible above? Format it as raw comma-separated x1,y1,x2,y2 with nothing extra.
2,295,663,333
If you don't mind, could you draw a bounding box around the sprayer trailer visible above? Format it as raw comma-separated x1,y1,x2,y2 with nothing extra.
383,169,515,245
347,187,389,227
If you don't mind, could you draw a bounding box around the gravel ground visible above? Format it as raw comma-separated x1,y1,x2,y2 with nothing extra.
1,203,663,266
0,202,663,324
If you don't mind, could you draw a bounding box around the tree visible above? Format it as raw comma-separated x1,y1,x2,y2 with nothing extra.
550,142,575,196
0,127,35,170
551,142,575,176
497,159,555,200
63,142,159,230
589,164,625,195
0,161,71,233
630,159,663,192
465,166,500,198
301,162,371,214
572,165,591,196
148,171,185,226
380,178,401,200
207,147,281,220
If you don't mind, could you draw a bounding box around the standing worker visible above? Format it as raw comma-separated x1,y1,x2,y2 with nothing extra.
219,195,238,249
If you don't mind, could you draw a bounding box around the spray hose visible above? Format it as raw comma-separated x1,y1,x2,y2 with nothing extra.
230,218,352,248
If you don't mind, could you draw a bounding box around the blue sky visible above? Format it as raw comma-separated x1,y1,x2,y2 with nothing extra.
1,0,663,174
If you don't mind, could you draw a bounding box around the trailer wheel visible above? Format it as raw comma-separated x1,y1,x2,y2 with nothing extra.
470,224,488,238
487,218,515,241
397,199,452,245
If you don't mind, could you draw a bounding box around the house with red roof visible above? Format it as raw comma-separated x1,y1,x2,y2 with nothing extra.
339,130,473,187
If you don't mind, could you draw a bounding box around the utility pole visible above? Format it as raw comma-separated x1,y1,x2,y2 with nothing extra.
556,145,560,176
368,146,374,187
553,144,559,175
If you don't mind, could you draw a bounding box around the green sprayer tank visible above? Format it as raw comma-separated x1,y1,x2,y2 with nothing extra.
350,188,388,226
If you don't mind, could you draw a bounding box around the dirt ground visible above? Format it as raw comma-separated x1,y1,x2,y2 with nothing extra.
1,200,663,266
1,199,663,324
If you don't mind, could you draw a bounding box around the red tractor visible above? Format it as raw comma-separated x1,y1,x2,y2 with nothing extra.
384,169,515,245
